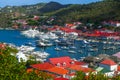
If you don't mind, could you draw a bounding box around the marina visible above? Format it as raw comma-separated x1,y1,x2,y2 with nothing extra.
0,30,120,60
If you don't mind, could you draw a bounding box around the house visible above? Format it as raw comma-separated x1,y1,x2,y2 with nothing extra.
102,21,120,27
74,61,88,68
49,56,75,68
46,66,69,78
68,65,95,76
99,59,117,71
31,62,54,71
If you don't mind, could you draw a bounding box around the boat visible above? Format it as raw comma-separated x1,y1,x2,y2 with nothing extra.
68,50,76,54
17,45,35,52
36,40,53,47
55,47,61,51
78,50,83,53
21,28,40,38
32,51,49,59
83,40,89,44
70,46,76,49
61,46,69,50
36,32,58,40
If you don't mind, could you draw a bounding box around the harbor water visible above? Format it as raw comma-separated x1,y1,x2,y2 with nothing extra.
0,30,120,60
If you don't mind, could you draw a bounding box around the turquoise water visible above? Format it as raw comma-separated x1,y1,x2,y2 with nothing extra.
0,30,120,60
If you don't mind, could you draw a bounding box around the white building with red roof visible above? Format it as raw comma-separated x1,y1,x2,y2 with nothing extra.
99,59,117,71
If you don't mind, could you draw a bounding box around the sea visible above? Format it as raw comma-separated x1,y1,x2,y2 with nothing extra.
0,30,120,60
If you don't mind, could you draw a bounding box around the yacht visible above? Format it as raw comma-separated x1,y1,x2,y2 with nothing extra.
36,40,53,47
32,51,49,59
21,28,40,38
61,46,69,50
68,50,76,54
55,47,61,51
17,45,35,53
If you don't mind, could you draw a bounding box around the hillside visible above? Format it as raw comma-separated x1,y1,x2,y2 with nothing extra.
39,1,70,13
44,0,120,24
0,0,120,27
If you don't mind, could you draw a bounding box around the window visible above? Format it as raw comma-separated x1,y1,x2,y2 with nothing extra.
57,63,60,67
63,62,66,66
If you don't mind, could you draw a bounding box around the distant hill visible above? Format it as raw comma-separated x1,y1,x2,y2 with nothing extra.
39,1,70,13
45,0,120,24
0,0,120,27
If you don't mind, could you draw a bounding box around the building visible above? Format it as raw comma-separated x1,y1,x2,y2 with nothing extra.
99,59,117,71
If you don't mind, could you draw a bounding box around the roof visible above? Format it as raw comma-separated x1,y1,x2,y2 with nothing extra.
54,77,69,80
69,65,83,71
49,56,72,64
46,66,68,75
113,52,120,58
69,65,94,73
31,62,54,70
100,59,116,66
74,61,87,65
117,66,120,71
49,56,73,68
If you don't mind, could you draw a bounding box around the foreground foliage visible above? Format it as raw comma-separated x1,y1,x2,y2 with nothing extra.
0,46,52,80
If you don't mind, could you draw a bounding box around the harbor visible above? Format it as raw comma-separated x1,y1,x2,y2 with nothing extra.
0,29,120,61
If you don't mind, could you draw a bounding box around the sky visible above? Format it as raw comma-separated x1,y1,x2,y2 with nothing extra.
0,0,101,7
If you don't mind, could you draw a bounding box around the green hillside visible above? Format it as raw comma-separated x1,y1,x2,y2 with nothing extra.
45,0,120,24
0,0,120,27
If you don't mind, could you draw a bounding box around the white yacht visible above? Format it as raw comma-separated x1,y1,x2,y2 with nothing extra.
17,45,35,53
61,46,69,50
32,51,49,59
55,47,61,51
68,50,76,54
36,40,53,47
21,28,40,38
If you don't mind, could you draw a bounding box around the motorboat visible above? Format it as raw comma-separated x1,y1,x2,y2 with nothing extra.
70,46,76,49
36,40,53,47
32,51,49,59
17,45,35,52
55,47,61,51
68,50,76,54
61,46,69,50
21,28,40,38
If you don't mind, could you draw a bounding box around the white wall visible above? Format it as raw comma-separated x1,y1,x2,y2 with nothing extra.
99,64,117,71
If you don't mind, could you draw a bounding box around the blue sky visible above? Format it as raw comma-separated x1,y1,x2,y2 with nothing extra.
0,0,101,7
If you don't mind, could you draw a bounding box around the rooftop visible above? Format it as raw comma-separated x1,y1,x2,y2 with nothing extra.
100,59,116,66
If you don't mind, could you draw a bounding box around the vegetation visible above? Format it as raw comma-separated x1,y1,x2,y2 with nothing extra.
0,46,53,80
46,0,120,25
72,71,120,80
0,0,120,27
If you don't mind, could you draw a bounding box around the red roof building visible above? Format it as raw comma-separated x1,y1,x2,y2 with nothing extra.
68,65,95,76
49,56,74,68
31,62,54,70
100,59,116,65
99,59,117,71
74,61,88,68
46,66,69,78
117,66,120,71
